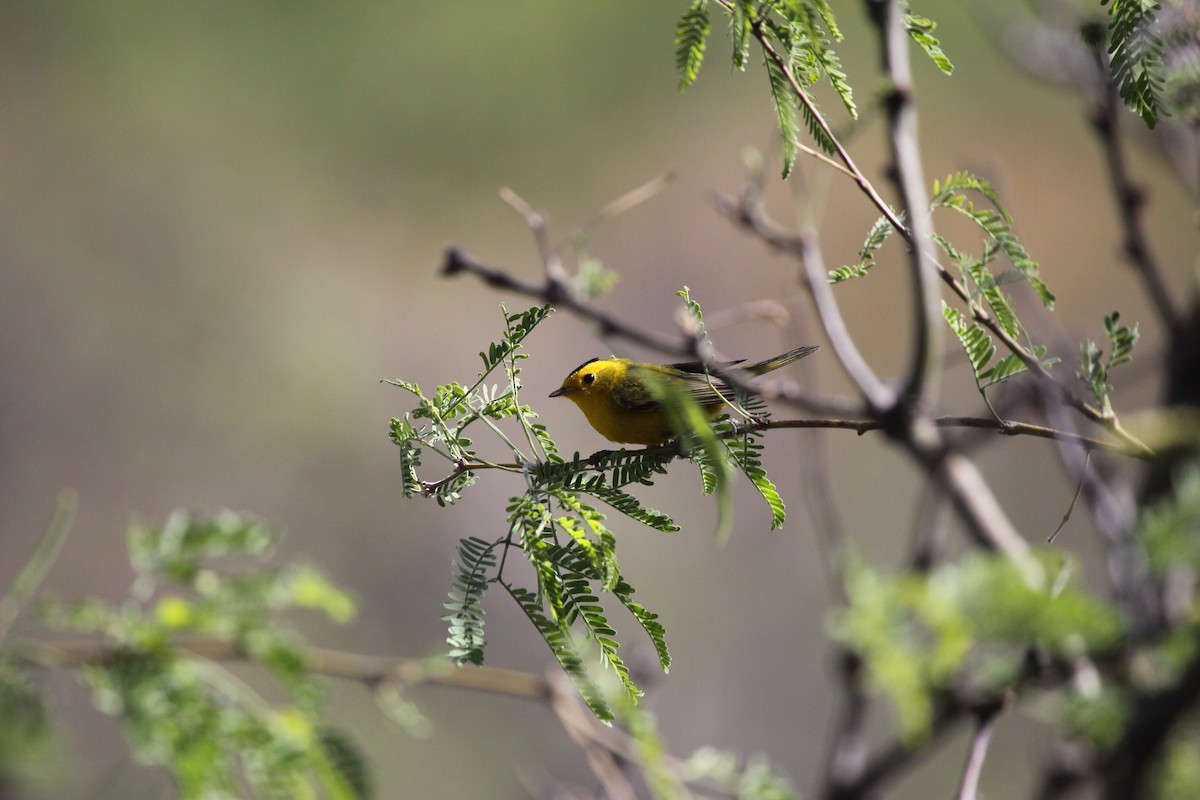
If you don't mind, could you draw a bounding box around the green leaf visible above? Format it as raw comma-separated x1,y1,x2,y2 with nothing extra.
126,510,275,583
560,574,641,702
444,536,497,666
830,213,898,283
283,565,357,623
1078,311,1140,410
932,172,1054,310
1104,0,1166,127
763,46,803,178
794,2,856,117
943,301,997,386
390,416,423,498
613,577,670,673
729,0,752,70
675,0,711,90
905,13,954,75
1139,463,1200,575
506,585,613,720
478,304,553,377
566,475,679,533
721,405,786,529
1105,310,1140,368
315,726,373,800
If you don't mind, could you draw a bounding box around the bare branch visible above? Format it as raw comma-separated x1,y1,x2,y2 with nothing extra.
955,697,1008,800
866,0,944,407
442,246,690,356
712,185,1156,458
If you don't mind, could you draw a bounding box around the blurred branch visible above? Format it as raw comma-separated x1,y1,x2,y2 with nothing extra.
756,416,1139,457
821,650,870,800
954,696,1008,800
559,171,676,254
1101,643,1200,799
1083,24,1181,334
0,491,76,644
909,479,950,573
26,636,551,699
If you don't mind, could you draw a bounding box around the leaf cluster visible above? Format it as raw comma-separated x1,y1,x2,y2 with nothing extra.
680,746,802,800
1078,311,1140,414
834,551,1123,741
38,511,367,800
392,298,794,719
1103,0,1167,127
390,305,677,719
675,1,952,178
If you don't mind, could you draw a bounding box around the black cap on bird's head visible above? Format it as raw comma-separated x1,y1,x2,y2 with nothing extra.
549,357,601,398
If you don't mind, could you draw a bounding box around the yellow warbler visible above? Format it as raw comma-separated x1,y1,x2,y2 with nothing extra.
548,346,818,445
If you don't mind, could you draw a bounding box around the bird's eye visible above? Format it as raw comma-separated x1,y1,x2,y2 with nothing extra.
582,373,595,385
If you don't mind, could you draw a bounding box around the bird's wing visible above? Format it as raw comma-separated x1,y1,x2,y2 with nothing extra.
666,358,745,374
610,366,661,412
618,364,735,412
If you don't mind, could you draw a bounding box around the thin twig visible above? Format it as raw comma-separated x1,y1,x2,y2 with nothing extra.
0,492,76,643
547,673,639,800
499,186,566,286
560,171,676,254
955,697,1008,800
1048,449,1092,543
442,246,689,355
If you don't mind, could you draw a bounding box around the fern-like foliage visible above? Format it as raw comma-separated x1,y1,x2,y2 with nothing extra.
506,584,613,719
390,294,795,716
905,13,954,75
614,576,671,672
723,397,787,530
763,39,806,177
829,212,900,283
444,537,497,667
672,288,737,535
834,551,1122,742
675,0,711,90
41,511,367,798
674,0,858,178
943,302,1057,419
929,173,1066,412
931,172,1054,310
1104,0,1166,127
1078,311,1140,414
786,0,856,117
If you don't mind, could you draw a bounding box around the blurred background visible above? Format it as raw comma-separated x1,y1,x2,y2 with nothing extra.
1,1,1195,797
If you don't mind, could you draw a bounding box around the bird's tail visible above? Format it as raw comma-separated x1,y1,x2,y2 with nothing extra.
745,345,820,375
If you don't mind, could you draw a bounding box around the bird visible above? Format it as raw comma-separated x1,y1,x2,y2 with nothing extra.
548,346,818,445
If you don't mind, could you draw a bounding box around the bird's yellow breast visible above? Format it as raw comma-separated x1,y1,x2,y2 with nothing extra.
573,392,675,445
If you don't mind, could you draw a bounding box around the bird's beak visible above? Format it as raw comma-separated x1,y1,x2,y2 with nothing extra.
549,386,568,398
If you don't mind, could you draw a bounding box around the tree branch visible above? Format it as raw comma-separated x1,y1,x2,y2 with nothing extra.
1085,24,1180,333
866,0,944,407
955,696,1008,800
442,246,690,357
26,636,552,700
